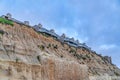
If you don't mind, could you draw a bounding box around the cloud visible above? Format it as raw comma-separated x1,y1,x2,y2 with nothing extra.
99,44,117,50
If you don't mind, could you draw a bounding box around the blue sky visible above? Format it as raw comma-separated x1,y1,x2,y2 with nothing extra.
0,0,120,68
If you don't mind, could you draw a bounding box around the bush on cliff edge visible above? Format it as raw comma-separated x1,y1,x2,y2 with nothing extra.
0,17,14,26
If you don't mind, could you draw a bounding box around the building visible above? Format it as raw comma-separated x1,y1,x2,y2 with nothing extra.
0,13,92,52
24,21,29,25
1,13,30,27
33,24,60,39
104,56,112,64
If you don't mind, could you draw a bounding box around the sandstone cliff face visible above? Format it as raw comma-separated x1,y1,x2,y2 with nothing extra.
0,58,88,80
0,23,120,80
0,23,89,80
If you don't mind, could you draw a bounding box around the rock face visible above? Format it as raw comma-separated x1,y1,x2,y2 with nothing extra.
0,23,120,80
0,23,89,80
0,59,88,80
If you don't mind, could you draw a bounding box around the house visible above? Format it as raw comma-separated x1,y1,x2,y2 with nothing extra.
33,23,42,31
5,13,12,19
78,43,91,51
62,36,78,47
1,13,30,27
104,56,112,64
58,33,66,42
34,24,60,39
24,21,29,26
0,13,93,52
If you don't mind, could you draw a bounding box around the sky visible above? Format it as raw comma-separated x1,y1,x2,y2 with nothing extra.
0,0,120,68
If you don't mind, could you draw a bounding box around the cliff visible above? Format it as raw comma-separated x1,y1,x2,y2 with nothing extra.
0,19,120,80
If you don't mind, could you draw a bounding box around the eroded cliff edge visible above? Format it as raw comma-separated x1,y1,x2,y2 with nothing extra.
0,23,120,80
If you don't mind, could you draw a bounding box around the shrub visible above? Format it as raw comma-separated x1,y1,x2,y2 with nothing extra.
38,45,45,51
60,55,63,58
54,45,58,49
15,58,19,62
48,44,51,47
82,56,86,60
69,49,76,53
42,33,50,37
114,72,120,76
0,30,4,35
66,49,68,51
37,55,41,62
52,44,58,49
0,17,14,26
86,54,90,59
73,53,82,59
47,44,51,48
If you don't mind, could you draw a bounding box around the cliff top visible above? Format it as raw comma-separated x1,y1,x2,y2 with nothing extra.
0,13,120,77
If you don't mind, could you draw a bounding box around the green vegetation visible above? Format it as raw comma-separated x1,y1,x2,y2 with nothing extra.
47,43,51,48
42,33,50,37
85,54,90,59
38,45,45,51
73,53,81,59
72,53,90,60
82,56,87,60
37,55,41,62
54,44,58,49
52,44,58,49
114,72,120,76
0,17,14,26
69,49,76,53
0,30,4,35
15,58,19,63
48,43,51,47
